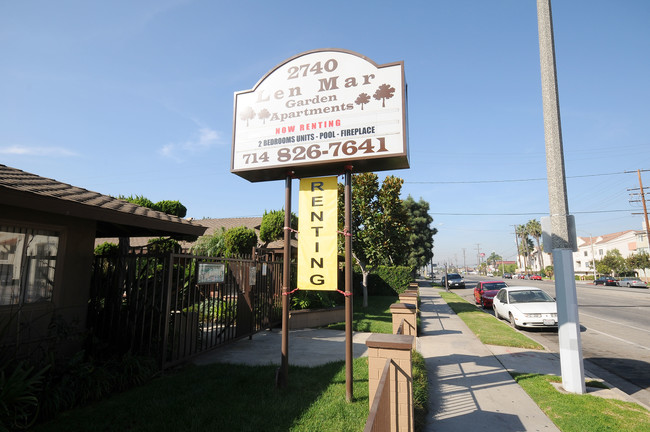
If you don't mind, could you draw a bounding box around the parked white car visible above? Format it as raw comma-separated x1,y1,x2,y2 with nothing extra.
493,286,557,329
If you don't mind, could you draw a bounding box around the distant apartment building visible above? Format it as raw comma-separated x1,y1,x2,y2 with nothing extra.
517,227,649,278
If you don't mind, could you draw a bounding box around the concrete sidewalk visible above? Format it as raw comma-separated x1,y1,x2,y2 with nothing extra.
417,284,560,431
192,281,646,431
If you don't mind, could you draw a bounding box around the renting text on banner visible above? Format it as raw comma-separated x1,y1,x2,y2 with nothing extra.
298,176,338,290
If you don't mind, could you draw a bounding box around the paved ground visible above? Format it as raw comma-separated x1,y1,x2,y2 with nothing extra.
192,281,648,431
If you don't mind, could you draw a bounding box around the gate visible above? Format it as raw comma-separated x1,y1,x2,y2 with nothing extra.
88,252,283,369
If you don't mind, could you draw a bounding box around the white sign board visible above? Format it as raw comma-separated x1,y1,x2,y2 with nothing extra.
198,263,225,284
232,49,408,182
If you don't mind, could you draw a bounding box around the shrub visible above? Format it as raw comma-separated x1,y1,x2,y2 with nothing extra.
290,291,342,310
259,209,297,244
155,200,187,218
37,352,157,423
224,226,257,257
353,265,414,296
0,360,49,431
147,237,181,254
94,242,118,256
118,194,156,209
375,265,414,294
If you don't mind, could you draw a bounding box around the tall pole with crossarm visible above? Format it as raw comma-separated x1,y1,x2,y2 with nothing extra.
537,0,585,394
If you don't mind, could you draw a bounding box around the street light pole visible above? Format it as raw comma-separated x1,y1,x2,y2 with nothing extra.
537,0,585,394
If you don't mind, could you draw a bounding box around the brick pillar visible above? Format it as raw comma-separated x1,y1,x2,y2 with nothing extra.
366,334,414,432
390,303,417,339
398,292,418,311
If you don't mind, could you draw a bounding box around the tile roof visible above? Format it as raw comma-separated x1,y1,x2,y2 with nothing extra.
1,164,206,238
96,217,296,252
577,230,636,246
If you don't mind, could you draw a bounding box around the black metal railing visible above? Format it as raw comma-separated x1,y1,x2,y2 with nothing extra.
88,253,284,369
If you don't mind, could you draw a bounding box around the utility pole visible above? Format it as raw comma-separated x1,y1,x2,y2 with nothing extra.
537,0,585,394
476,244,481,273
628,169,650,250
589,234,597,280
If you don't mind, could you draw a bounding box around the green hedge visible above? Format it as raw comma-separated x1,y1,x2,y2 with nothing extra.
353,265,414,296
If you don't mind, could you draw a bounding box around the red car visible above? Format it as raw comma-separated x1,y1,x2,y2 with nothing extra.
530,275,543,281
474,281,508,309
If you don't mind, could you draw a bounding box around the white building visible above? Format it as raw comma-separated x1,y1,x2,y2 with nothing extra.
517,227,649,279
573,229,649,278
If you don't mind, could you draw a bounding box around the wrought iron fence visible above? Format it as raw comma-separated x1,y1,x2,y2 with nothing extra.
88,253,283,369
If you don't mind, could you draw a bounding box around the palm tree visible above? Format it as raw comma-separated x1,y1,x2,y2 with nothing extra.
526,219,544,272
515,224,530,272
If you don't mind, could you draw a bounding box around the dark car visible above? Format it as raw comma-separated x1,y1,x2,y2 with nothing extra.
503,273,513,279
474,281,508,308
441,273,465,288
594,276,619,286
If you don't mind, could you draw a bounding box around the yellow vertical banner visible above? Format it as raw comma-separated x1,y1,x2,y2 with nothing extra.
298,176,338,291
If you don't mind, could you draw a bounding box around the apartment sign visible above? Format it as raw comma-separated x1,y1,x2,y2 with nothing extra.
231,49,409,182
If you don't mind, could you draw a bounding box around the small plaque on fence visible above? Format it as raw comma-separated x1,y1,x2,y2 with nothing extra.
198,263,225,284
249,266,257,285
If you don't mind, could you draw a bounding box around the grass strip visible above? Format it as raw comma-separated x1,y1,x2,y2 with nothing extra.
513,373,650,432
412,350,429,431
35,358,371,432
439,291,544,350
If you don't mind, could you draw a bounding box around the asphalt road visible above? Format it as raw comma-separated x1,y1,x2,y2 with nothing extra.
442,274,650,407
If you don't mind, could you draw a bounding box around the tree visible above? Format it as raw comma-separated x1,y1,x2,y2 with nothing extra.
515,224,531,272
518,237,534,272
486,252,502,266
118,195,187,217
259,209,298,246
627,252,650,279
116,195,188,253
597,249,626,276
544,265,554,278
355,93,371,110
402,196,436,269
373,84,395,107
338,173,409,307
526,219,544,271
192,228,226,257
224,226,257,257
119,194,156,209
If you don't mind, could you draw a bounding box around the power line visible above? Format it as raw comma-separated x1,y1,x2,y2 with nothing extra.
428,209,631,216
407,170,646,185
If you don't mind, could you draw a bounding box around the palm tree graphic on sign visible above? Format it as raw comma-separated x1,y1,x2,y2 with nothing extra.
373,84,395,107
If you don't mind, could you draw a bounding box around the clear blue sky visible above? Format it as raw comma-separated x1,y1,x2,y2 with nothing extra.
2,1,649,266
